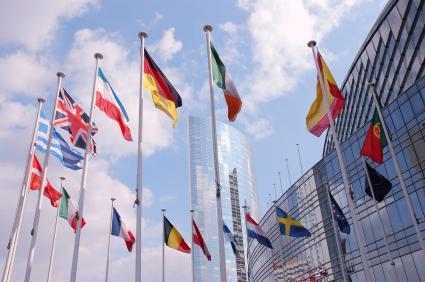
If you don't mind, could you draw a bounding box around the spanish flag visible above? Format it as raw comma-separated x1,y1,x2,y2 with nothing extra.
306,51,345,137
164,216,191,254
144,49,182,126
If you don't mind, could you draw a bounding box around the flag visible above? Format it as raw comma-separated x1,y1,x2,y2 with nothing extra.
360,109,388,164
163,216,191,254
364,162,392,202
329,192,350,234
246,213,273,248
223,223,238,256
59,188,86,232
276,207,311,238
210,43,242,122
143,49,182,126
96,68,133,141
306,50,345,137
37,112,83,170
29,155,62,207
111,208,135,252
54,87,97,154
192,219,211,261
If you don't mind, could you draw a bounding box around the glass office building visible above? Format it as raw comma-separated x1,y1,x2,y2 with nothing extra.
188,116,259,282
250,0,425,281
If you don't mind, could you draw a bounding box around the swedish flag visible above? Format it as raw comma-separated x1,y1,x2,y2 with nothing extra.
276,207,311,238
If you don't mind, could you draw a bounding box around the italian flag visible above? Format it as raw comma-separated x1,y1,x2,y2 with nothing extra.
210,42,242,122
59,188,86,232
360,108,388,164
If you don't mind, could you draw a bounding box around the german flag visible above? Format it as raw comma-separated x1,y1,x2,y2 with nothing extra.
163,216,191,254
144,49,182,126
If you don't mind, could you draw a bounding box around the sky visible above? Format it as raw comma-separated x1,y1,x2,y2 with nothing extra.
0,0,388,281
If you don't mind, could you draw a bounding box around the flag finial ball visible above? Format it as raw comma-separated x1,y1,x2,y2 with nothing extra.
367,81,375,88
139,32,149,39
307,40,316,48
111,198,116,202
37,97,46,103
57,72,65,78
95,53,103,60
203,25,213,32
60,176,66,181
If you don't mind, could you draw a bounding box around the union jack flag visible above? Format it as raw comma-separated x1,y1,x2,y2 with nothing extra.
54,88,97,154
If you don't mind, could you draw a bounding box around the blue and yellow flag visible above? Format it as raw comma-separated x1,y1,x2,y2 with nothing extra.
276,207,311,238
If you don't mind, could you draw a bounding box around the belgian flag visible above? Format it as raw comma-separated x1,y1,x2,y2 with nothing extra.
163,216,191,254
143,49,182,126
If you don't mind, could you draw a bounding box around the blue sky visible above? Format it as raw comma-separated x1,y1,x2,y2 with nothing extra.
0,0,387,280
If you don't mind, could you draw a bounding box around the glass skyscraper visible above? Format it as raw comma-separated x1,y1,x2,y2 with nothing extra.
188,115,259,282
250,0,425,281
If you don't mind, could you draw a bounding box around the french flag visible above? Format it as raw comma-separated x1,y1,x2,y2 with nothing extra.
95,68,133,141
246,213,273,249
111,208,135,252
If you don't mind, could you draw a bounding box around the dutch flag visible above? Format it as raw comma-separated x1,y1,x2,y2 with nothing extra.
246,213,273,249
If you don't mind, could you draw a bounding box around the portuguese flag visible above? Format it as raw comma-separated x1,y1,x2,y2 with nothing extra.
360,109,388,164
143,49,182,126
59,188,86,232
164,216,191,254
210,42,242,122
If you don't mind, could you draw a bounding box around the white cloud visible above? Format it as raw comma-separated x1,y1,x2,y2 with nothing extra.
149,27,183,63
219,22,240,35
242,117,274,139
0,0,98,51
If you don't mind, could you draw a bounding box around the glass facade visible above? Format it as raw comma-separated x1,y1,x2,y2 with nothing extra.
250,0,425,280
324,0,425,154
188,116,259,282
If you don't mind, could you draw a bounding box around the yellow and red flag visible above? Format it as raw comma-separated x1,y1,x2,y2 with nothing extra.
306,51,345,137
143,49,182,126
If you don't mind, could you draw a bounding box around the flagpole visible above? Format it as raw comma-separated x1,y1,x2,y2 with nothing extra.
241,204,251,282
46,176,65,282
284,158,292,186
136,31,148,282
296,144,304,175
70,53,103,282
24,72,65,282
2,97,45,282
368,82,425,254
361,158,398,278
272,201,285,281
203,24,227,282
307,40,373,282
105,198,116,282
161,209,166,282
278,172,284,194
190,209,195,282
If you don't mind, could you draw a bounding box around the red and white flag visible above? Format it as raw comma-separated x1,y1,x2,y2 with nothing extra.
29,155,62,207
192,219,211,261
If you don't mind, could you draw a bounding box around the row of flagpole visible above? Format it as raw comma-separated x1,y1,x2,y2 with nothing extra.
2,25,424,282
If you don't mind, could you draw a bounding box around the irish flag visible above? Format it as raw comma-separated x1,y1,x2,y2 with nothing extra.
59,188,86,232
95,68,133,141
306,50,345,137
210,42,242,122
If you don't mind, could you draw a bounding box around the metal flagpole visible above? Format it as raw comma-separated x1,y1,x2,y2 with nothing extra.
24,72,65,282
135,31,148,282
296,144,304,175
307,40,373,282
368,82,425,254
278,172,284,194
273,183,277,200
203,24,227,282
2,97,45,282
284,158,292,186
47,177,65,282
162,209,166,282
272,201,285,282
190,209,195,282
105,198,116,282
70,53,103,282
241,204,250,282
361,158,398,279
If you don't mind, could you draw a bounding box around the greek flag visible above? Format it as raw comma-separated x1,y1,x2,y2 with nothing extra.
37,112,83,170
